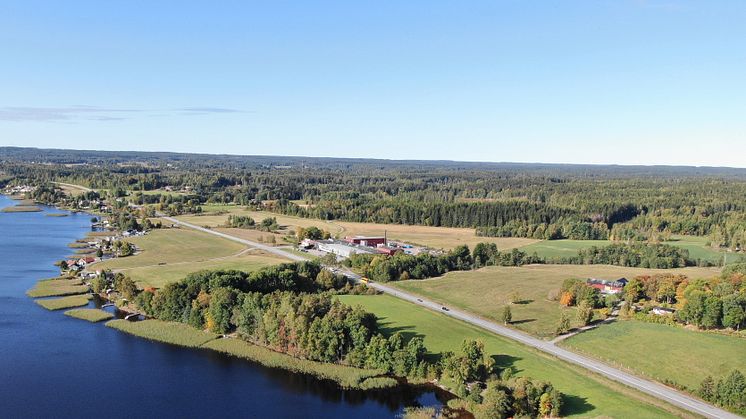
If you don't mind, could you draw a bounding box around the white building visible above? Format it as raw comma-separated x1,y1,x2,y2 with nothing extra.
317,241,375,259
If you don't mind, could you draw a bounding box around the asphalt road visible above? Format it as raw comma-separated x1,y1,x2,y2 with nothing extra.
163,215,739,419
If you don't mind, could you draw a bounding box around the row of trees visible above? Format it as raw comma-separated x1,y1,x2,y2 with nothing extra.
346,244,541,282
559,243,691,268
476,220,610,240
699,370,746,415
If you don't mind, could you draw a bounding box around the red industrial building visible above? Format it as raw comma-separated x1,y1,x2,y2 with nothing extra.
345,236,386,247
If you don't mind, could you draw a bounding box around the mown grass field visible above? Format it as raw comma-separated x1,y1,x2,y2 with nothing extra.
338,294,685,418
64,308,114,322
520,240,612,259
561,320,746,390
393,264,720,338
92,228,284,288
36,294,92,310
521,236,744,265
664,235,745,264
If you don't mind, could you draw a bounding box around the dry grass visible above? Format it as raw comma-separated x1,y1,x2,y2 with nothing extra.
64,308,114,322
1,205,42,213
27,278,89,298
92,228,285,288
36,295,92,310
393,264,720,338
178,207,537,250
213,228,286,247
331,220,538,250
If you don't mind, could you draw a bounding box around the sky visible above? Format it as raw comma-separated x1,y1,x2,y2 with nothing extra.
1,1,745,167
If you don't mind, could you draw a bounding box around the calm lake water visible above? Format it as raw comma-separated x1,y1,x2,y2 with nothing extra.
0,195,447,418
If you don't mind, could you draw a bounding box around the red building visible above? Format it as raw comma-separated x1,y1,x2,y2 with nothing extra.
376,247,402,256
345,236,386,247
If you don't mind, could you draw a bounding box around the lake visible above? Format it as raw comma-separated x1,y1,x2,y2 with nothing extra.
0,195,447,418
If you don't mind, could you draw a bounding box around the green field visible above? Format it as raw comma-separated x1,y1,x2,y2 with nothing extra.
93,228,285,288
36,294,92,310
393,264,719,338
520,240,611,259
64,308,114,322
521,236,743,265
561,320,746,390
339,294,685,418
664,235,744,264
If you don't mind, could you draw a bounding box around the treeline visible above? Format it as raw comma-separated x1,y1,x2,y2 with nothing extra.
560,243,691,269
7,148,746,251
676,275,746,330
699,370,746,415
476,220,610,240
346,244,540,282
226,215,280,232
120,262,564,417
618,266,746,331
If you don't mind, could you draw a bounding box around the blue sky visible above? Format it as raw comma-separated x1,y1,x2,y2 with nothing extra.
1,1,745,166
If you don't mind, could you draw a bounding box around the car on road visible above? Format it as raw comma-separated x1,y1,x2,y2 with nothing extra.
417,298,423,302
441,306,449,311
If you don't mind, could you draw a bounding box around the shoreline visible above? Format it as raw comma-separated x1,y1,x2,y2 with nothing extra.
15,196,458,412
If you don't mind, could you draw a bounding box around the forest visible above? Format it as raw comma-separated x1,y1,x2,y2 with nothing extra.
4,146,746,252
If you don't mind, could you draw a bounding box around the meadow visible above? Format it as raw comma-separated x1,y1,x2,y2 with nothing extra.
338,294,687,418
36,294,92,310
64,308,114,322
393,264,719,338
520,240,612,259
178,205,538,250
520,237,743,265
560,320,746,390
93,228,284,288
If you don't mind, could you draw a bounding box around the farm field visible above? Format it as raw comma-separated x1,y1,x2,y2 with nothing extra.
521,236,744,265
338,294,685,419
561,320,746,390
664,235,744,264
392,264,720,338
520,240,612,259
92,228,286,288
178,205,538,250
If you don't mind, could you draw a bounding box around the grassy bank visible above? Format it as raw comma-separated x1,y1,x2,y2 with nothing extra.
64,308,114,322
106,319,218,347
204,338,394,389
27,278,88,298
107,319,395,390
36,294,92,310
339,294,690,418
561,320,746,390
1,205,42,213
393,264,718,338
